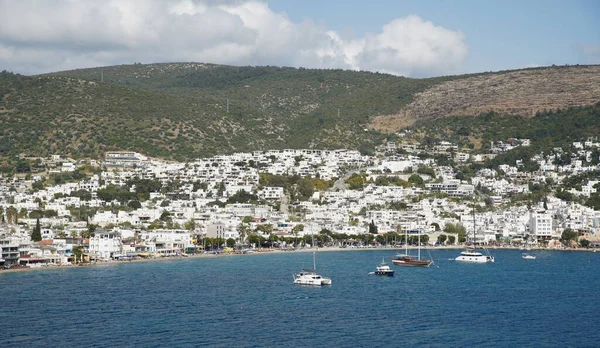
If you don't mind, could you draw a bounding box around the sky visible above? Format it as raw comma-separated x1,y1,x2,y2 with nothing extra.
0,0,598,77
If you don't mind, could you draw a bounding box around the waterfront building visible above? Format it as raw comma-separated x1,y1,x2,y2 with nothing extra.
89,230,122,259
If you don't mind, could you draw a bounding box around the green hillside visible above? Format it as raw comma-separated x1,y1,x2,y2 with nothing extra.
1,63,599,173
0,64,451,163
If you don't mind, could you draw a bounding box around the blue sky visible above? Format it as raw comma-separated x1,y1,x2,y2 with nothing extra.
0,0,598,76
268,0,600,74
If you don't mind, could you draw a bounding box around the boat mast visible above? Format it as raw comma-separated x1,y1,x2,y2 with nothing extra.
405,225,408,256
313,251,316,271
472,204,476,248
418,229,421,260
417,214,421,261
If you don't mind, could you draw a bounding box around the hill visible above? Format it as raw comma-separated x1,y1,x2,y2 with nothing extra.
1,64,452,162
370,65,600,132
1,63,599,171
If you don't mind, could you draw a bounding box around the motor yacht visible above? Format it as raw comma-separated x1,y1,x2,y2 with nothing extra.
455,249,495,263
374,258,395,276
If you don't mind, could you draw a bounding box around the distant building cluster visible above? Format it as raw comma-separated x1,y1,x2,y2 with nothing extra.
1,137,599,268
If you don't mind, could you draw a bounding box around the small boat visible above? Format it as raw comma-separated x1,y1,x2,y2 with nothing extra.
522,253,536,260
374,258,395,276
293,252,331,286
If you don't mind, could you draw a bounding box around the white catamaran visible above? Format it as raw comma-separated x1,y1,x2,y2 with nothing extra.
455,207,494,263
293,251,332,286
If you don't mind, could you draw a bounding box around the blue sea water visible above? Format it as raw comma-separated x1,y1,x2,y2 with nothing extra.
1,249,600,347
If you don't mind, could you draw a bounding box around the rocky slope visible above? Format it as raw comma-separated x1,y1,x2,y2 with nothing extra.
370,65,600,133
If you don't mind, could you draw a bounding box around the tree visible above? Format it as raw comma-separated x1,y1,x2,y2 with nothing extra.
437,234,447,245
291,224,304,246
256,224,273,234
408,174,424,186
448,235,456,245
83,224,97,238
560,228,578,246
226,238,236,248
238,223,251,245
268,233,279,247
444,222,467,243
6,206,18,224
31,218,42,242
159,210,171,222
127,200,142,209
296,178,314,201
227,189,258,204
369,220,378,234
580,239,590,248
72,245,84,263
184,219,196,231
29,210,43,219
345,173,367,190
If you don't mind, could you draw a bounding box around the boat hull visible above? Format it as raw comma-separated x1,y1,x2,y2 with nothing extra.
293,270,332,286
294,278,330,286
391,256,432,267
374,270,395,276
455,254,494,263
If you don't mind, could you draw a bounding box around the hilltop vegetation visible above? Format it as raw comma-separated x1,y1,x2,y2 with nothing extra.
408,103,600,153
1,63,599,172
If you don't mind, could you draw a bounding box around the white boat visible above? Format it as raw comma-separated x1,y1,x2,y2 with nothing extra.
293,252,331,286
374,258,395,276
455,206,495,263
522,253,536,260
455,249,495,263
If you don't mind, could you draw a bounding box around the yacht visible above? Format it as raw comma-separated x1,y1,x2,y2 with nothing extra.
455,249,495,263
521,253,536,260
293,269,332,285
455,206,495,263
392,217,432,267
374,258,395,276
392,254,432,267
293,252,331,286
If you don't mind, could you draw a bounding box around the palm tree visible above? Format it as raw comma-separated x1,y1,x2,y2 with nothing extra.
238,223,251,246
291,224,304,247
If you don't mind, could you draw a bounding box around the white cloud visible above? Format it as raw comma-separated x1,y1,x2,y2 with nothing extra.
0,0,468,77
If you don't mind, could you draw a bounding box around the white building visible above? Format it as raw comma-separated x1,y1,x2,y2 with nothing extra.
529,211,553,239
89,231,122,259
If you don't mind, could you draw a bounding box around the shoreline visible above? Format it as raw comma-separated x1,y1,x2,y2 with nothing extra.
1,245,596,275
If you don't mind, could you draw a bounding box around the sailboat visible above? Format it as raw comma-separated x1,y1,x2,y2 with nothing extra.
293,251,332,286
455,206,494,263
392,217,432,267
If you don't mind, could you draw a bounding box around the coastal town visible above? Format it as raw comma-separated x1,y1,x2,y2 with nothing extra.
1,138,599,269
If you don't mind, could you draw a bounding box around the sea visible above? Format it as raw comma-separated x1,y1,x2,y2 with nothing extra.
1,249,599,348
